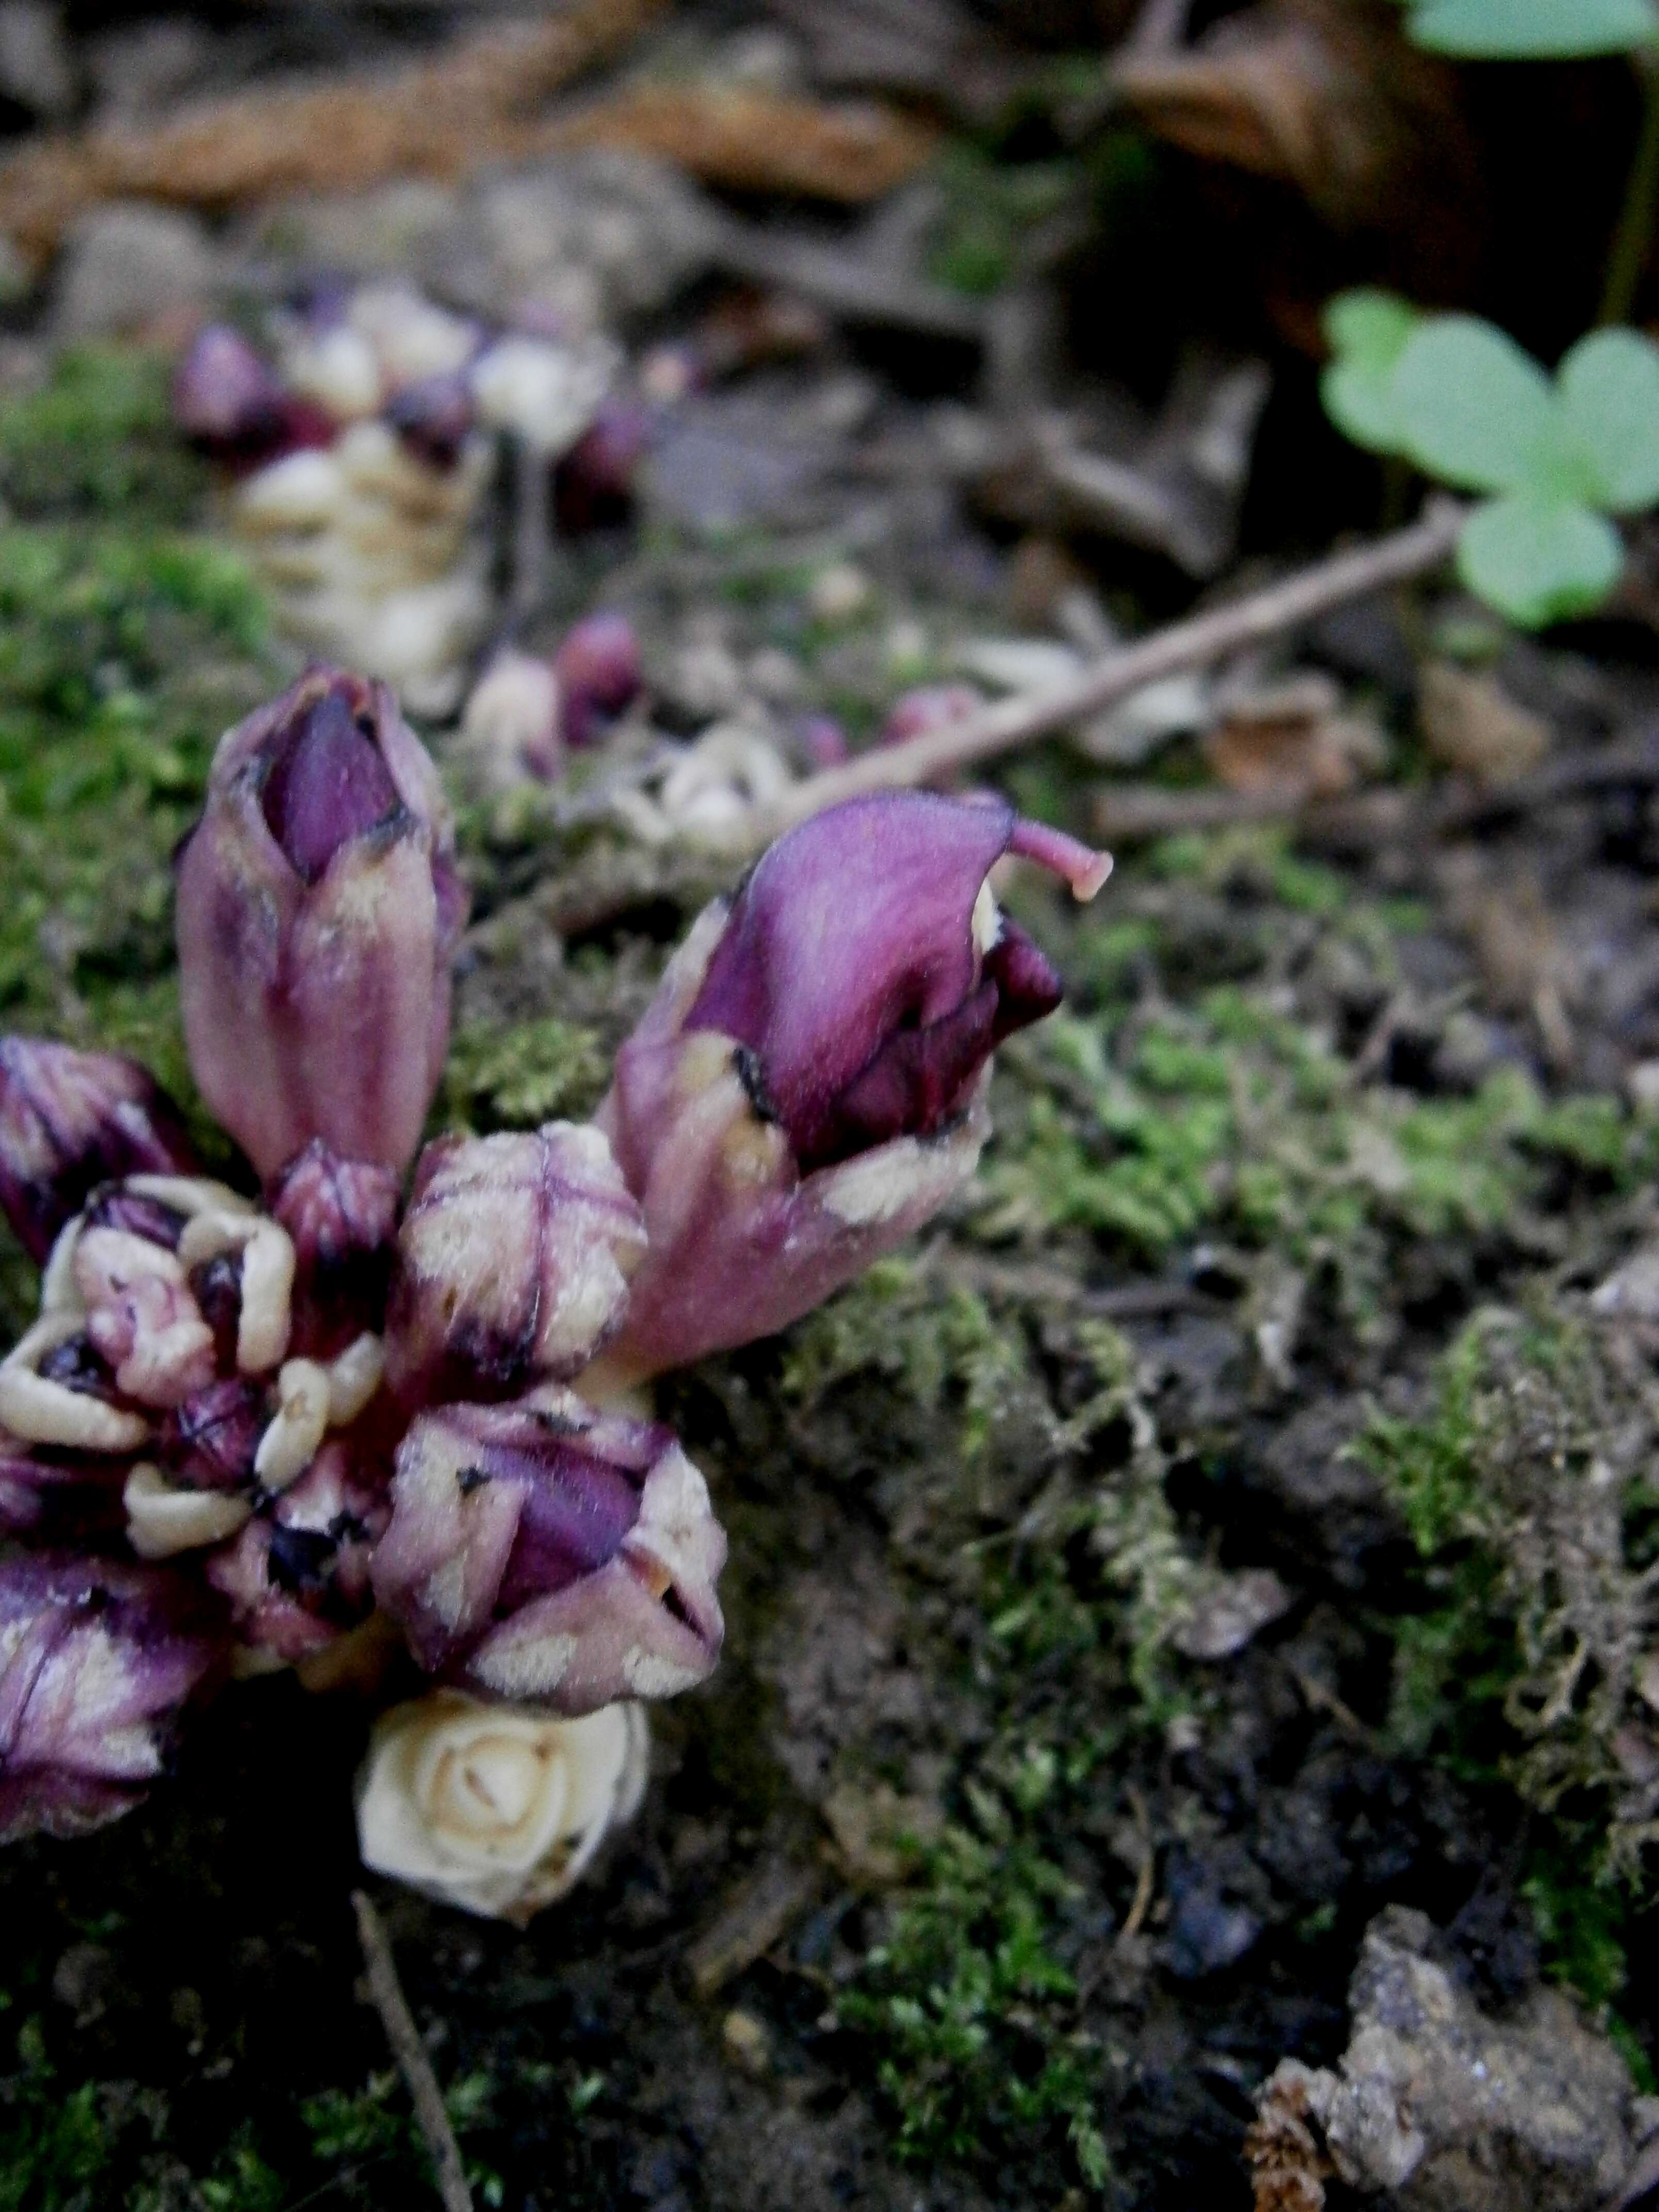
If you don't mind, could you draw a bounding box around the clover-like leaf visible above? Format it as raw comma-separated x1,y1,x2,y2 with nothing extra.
1320,290,1421,453
1391,319,1559,494
1406,0,1659,56
1456,494,1624,629
1556,328,1659,513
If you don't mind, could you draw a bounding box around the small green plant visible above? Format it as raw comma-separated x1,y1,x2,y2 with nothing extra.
1400,0,1658,55
1322,292,1659,624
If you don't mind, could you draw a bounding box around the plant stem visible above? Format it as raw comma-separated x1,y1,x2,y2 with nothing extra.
352,1890,474,2212
740,499,1465,851
1599,45,1659,328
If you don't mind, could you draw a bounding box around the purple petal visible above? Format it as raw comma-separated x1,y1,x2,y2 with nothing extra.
554,613,643,751
0,1038,198,1263
260,687,403,886
267,1141,400,1359
175,668,470,1176
0,1552,226,1842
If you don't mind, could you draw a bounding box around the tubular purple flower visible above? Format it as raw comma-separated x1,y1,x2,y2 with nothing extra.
384,1124,646,1409
0,1037,198,1263
174,666,469,1178
0,1552,225,1841
553,613,643,752
370,1385,725,1714
594,792,1110,1378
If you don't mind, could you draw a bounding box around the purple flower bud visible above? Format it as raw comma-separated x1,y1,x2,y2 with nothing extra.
793,713,850,771
384,1124,646,1410
157,1377,268,1492
205,1441,389,1664
384,372,475,471
878,685,984,749
553,613,643,752
173,325,335,478
594,793,1109,1377
0,1038,198,1263
0,1552,225,1841
174,667,470,1178
553,401,653,534
370,1386,725,1714
267,1141,400,1360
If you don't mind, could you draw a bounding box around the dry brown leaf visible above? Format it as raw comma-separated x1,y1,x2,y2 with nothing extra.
1114,0,1471,233
1205,673,1386,799
1419,659,1551,788
1244,2063,1332,2212
0,0,668,271
546,84,940,204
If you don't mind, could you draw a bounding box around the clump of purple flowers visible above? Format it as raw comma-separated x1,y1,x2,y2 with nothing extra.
0,663,1107,1858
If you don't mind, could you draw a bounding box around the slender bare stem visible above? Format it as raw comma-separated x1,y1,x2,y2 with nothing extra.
739,500,1465,852
352,1889,474,2212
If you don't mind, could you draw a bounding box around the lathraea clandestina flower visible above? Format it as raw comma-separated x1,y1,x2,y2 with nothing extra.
355,1687,647,1923
593,791,1110,1378
384,1123,646,1409
174,664,468,1178
370,1385,725,1713
0,1552,224,1841
0,1037,198,1263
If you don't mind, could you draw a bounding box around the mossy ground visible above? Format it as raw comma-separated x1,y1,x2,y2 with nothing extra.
4,345,1659,2210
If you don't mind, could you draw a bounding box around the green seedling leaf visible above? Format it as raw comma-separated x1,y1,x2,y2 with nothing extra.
1321,289,1421,451
1556,328,1659,511
1392,318,1558,492
1406,0,1659,55
1457,494,1623,628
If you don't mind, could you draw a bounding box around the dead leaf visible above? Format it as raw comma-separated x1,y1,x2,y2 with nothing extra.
0,0,668,271
549,84,940,203
1205,672,1386,798
1114,0,1472,234
1419,659,1551,787
1245,2062,1333,2212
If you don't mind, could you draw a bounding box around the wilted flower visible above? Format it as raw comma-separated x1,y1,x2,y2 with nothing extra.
611,720,794,852
594,791,1110,1377
384,1124,646,1408
355,1688,647,1923
0,1552,225,1841
174,665,468,1178
0,1038,198,1262
370,1385,725,1713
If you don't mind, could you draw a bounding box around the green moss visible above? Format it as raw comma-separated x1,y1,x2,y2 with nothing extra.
437,1015,611,1134
0,348,209,525
838,1823,1110,2192
0,2018,120,2212
303,2069,501,2207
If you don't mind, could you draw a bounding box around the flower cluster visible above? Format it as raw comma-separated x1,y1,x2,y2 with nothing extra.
0,663,1105,1916
174,287,617,712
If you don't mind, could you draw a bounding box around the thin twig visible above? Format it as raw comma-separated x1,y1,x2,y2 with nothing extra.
352,1890,474,2212
739,500,1465,851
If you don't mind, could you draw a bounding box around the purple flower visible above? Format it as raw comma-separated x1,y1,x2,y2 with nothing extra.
268,1141,401,1360
878,685,983,749
594,792,1109,1377
0,1038,198,1264
554,613,643,752
0,1552,225,1842
174,666,469,1179
173,324,335,478
384,372,475,472
553,400,654,534
205,1441,390,1664
384,1124,646,1409
370,1385,725,1714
